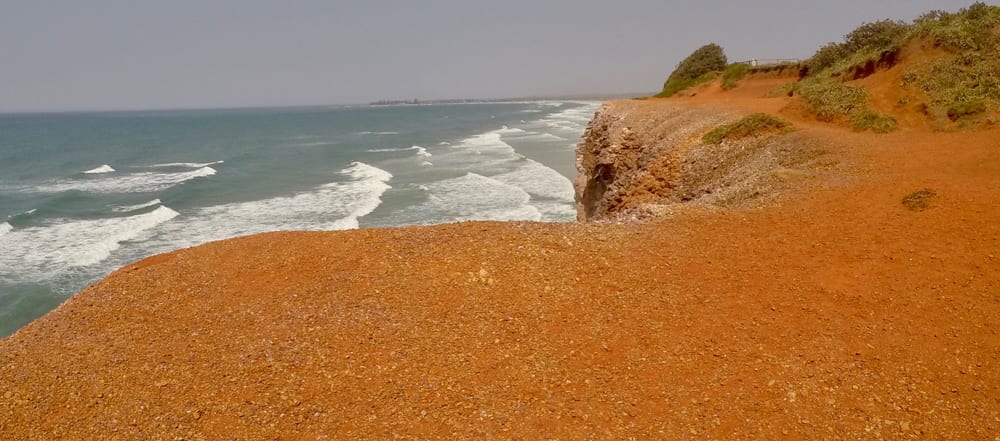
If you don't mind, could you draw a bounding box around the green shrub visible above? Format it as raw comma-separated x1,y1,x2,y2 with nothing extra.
915,2,1000,51
797,78,869,121
721,63,750,90
657,43,728,97
805,42,850,75
656,72,718,98
702,113,792,144
843,19,911,53
947,100,988,121
851,109,899,133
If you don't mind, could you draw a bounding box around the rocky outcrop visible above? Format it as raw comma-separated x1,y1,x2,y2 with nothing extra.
574,100,828,222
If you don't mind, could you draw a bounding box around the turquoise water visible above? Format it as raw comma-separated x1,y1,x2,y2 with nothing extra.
0,101,599,337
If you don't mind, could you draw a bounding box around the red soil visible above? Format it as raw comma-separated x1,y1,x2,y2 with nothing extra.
2,77,999,439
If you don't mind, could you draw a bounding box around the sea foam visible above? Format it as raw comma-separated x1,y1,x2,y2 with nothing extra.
83,164,115,174
34,167,216,194
112,199,162,213
367,146,432,157
145,160,224,169
396,173,542,225
0,222,12,237
0,206,180,281
143,162,392,250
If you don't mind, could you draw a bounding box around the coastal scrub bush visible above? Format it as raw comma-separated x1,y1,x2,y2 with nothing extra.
908,3,1000,125
656,43,728,97
914,2,1000,51
947,100,988,121
851,109,899,133
805,42,850,76
721,63,750,90
702,113,792,145
843,20,911,53
796,78,869,121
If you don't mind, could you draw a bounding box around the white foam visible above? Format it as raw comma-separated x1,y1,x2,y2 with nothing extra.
358,131,399,135
144,162,392,250
34,167,216,194
367,146,432,157
112,199,162,213
0,206,180,280
83,164,115,174
453,130,518,156
287,141,336,147
421,161,433,167
0,222,12,237
537,103,600,134
145,160,224,169
397,173,541,225
498,125,526,134
492,159,576,202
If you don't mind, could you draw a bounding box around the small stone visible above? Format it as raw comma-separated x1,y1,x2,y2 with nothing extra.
900,421,911,431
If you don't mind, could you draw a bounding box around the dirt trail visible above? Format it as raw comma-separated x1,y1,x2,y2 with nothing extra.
2,81,999,440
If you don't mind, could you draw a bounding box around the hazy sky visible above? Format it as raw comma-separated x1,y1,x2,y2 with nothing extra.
0,0,987,111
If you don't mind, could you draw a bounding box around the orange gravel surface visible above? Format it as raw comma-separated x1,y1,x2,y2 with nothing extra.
2,88,999,439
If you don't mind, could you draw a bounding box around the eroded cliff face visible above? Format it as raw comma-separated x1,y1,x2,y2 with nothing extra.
574,100,828,222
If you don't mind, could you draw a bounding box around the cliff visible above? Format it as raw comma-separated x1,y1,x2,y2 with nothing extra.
2,83,1000,439
574,99,829,222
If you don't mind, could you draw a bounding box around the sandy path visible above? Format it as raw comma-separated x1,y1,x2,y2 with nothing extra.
2,91,999,439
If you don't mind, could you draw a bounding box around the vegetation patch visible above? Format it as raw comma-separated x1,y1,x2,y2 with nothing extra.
721,63,749,90
796,78,869,122
800,2,1000,129
851,109,899,133
902,188,936,211
656,43,728,97
702,113,792,145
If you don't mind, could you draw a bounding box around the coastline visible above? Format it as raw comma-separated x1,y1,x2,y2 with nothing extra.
3,90,1000,439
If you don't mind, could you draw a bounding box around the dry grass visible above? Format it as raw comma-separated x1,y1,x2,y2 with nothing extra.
902,188,936,210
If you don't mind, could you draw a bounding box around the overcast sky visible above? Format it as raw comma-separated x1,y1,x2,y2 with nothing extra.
0,0,987,111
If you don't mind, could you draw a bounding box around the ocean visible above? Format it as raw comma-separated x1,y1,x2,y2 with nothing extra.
0,101,599,337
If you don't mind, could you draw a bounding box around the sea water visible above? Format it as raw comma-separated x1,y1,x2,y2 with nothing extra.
0,101,599,336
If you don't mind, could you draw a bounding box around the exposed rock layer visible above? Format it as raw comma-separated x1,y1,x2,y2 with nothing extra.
574,100,830,222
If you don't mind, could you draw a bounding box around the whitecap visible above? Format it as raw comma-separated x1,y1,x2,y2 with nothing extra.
287,141,336,147
358,131,400,135
0,206,180,279
83,164,115,174
0,222,12,237
145,160,224,169
395,173,541,225
421,161,433,167
34,167,216,194
537,102,600,134
453,131,518,156
492,159,575,202
142,162,393,250
367,146,432,157
112,199,162,213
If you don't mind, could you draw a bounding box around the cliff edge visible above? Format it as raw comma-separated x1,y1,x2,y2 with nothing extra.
574,99,830,222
